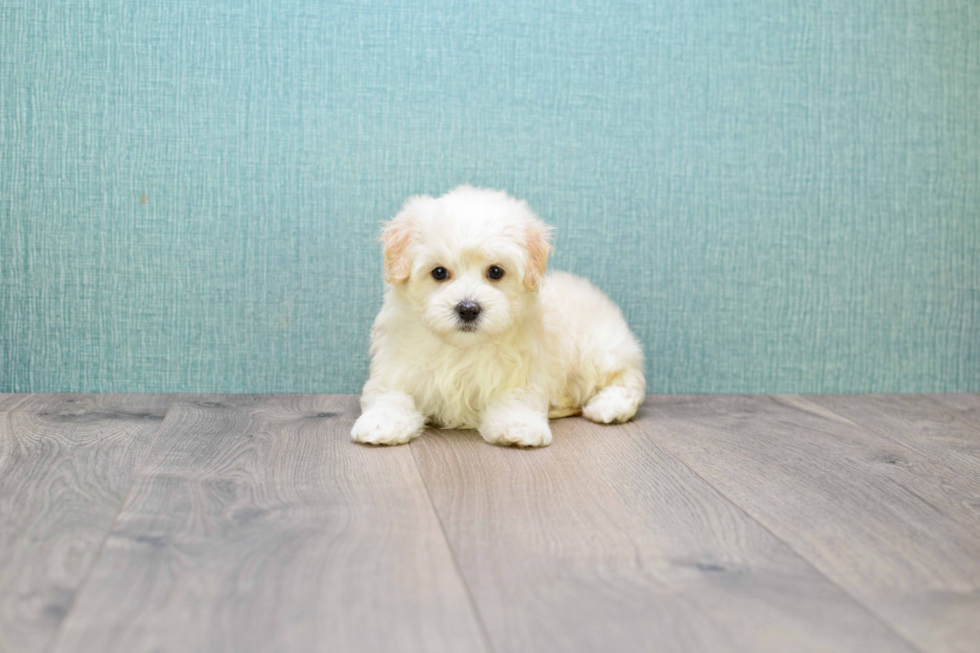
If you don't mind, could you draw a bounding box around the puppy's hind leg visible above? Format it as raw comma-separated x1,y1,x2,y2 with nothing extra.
583,367,645,424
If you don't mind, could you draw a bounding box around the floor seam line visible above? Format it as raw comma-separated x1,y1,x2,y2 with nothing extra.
790,393,980,492
409,438,499,653
635,396,929,653
42,393,179,653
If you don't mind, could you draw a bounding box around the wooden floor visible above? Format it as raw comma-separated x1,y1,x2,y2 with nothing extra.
0,394,978,653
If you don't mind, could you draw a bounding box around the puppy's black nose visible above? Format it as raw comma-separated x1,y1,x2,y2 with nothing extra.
456,301,481,323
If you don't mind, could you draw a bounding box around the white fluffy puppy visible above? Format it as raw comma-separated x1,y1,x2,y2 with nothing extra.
351,185,645,447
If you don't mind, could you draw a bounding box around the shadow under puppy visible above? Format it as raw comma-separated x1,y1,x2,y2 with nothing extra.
352,185,645,447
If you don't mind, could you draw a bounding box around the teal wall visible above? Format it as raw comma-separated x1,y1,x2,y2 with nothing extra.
2,1,978,394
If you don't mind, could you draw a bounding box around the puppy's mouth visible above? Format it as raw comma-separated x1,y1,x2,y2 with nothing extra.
456,323,478,332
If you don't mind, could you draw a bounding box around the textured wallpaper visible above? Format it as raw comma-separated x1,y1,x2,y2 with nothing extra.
1,0,978,394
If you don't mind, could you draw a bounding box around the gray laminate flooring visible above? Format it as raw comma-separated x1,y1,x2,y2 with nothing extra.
0,394,977,653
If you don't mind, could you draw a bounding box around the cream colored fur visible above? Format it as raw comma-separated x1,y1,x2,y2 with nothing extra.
351,185,645,447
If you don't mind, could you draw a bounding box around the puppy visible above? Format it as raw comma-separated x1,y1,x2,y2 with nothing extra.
351,185,645,447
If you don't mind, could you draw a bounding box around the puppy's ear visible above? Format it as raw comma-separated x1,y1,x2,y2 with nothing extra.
523,218,554,291
381,196,428,284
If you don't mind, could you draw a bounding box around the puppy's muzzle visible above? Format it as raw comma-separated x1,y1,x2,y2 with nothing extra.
455,300,481,323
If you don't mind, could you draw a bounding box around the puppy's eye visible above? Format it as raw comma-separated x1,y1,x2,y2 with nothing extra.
487,265,505,280
432,267,449,281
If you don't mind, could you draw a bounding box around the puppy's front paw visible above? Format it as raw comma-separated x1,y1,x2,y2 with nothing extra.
351,408,425,446
583,386,640,424
481,415,552,448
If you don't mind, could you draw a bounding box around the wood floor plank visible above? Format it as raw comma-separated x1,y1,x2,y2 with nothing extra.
637,394,980,653
0,394,173,653
0,393,31,411
808,394,980,485
410,417,917,653
932,393,980,417
49,395,489,653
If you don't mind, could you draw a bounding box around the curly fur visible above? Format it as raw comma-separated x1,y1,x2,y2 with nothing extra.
351,185,645,447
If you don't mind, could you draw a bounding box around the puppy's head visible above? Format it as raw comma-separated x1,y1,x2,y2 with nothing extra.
382,185,553,345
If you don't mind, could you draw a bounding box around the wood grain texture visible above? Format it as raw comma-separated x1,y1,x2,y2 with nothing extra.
0,394,172,653
49,395,489,653
410,417,916,653
808,394,980,484
638,394,980,653
0,394,30,411
932,393,980,416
